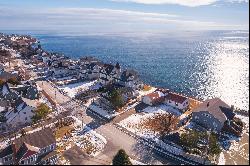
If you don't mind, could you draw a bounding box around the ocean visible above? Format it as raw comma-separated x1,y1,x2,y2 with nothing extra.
5,30,249,111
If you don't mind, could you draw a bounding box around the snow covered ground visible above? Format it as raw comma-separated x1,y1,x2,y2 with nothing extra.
118,110,169,139
0,139,9,151
129,158,146,165
89,104,116,119
58,80,97,98
0,106,5,112
218,152,225,165
89,98,138,120
235,114,249,133
39,94,53,108
58,116,107,157
142,104,182,116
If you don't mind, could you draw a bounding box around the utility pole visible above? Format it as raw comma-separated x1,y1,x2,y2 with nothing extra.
55,90,57,100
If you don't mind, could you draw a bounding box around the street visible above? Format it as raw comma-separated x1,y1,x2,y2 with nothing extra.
38,80,179,165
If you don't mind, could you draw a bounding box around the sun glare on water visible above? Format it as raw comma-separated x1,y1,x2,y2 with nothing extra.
196,40,249,110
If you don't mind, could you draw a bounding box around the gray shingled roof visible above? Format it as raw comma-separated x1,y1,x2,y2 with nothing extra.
120,69,138,82
14,128,56,151
192,98,233,123
0,145,13,158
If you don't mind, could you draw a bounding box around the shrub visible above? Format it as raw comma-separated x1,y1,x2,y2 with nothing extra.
108,89,124,109
143,85,152,91
180,130,200,148
0,79,5,86
112,149,132,165
208,133,221,156
32,103,51,123
7,77,20,85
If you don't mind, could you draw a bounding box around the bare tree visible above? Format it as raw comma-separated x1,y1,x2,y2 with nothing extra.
143,113,178,138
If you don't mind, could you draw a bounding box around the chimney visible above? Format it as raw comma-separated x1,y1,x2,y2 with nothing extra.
11,142,18,165
207,102,210,107
231,105,235,111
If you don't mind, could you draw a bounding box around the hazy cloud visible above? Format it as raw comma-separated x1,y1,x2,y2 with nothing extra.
110,0,248,6
0,7,247,34
110,0,218,7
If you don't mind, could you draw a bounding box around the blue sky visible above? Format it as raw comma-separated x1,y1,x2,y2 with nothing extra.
0,0,248,34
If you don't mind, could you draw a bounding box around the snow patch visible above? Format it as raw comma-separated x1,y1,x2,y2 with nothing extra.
118,112,168,139
141,104,181,116
129,158,146,165
58,80,97,98
218,152,225,165
0,106,5,112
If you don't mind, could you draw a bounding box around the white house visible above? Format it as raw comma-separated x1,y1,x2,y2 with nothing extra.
52,67,71,78
99,63,121,85
142,91,166,106
118,69,143,89
4,97,38,127
164,92,189,111
79,56,100,66
41,52,51,64
86,62,103,79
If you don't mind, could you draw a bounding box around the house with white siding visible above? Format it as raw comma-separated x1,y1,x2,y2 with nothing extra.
164,92,189,112
142,91,166,106
99,63,121,85
0,128,57,165
118,69,143,89
191,98,236,133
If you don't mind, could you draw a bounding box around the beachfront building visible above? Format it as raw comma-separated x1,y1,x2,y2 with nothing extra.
51,60,79,78
117,69,143,89
99,63,121,85
86,62,103,80
41,52,51,65
191,98,236,133
0,128,58,165
79,56,100,66
164,92,189,112
142,91,166,106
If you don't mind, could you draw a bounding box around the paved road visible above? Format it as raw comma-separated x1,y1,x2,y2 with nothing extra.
39,81,178,165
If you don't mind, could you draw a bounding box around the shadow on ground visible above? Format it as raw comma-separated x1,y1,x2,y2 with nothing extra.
130,140,180,165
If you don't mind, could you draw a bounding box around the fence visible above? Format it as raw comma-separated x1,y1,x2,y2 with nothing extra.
113,123,205,165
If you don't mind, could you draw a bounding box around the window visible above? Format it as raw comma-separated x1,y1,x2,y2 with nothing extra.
4,157,9,162
23,112,26,114
205,113,210,117
25,117,28,121
21,160,24,164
